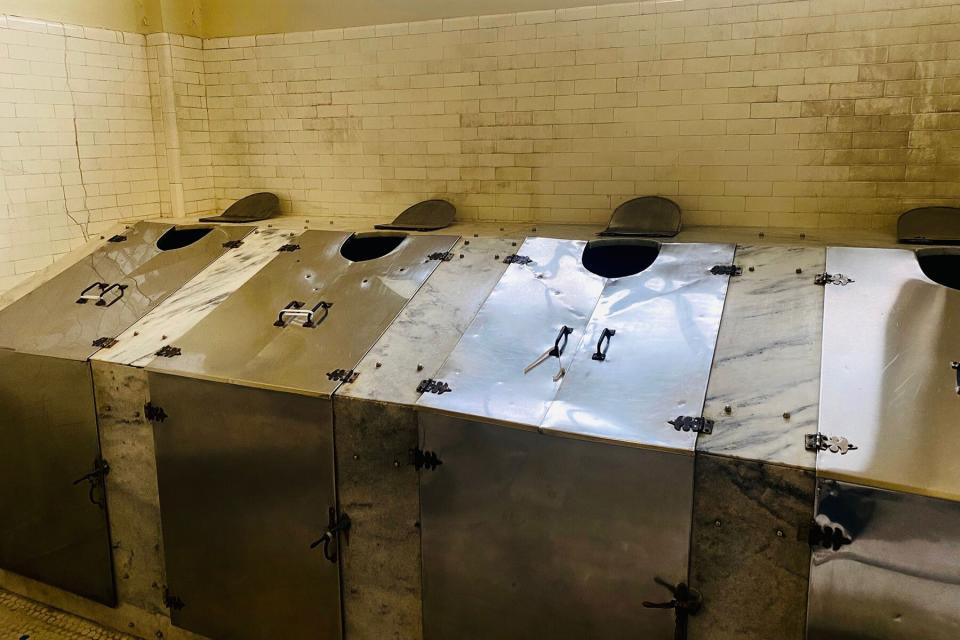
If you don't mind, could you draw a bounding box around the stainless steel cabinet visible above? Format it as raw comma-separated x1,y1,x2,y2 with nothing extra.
417,237,735,639
0,222,249,605
147,230,458,640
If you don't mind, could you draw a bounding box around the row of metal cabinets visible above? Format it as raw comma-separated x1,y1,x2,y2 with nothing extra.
0,221,957,639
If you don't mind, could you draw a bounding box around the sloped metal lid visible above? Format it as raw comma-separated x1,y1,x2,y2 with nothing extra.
199,192,280,223
375,199,455,231
819,247,960,501
898,206,960,245
598,196,681,238
147,230,459,397
0,222,250,361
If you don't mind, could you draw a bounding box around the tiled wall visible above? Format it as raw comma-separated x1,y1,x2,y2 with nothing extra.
203,0,960,228
0,15,162,291
3,0,960,292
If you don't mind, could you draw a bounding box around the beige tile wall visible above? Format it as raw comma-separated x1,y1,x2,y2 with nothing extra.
0,15,162,291
203,0,960,229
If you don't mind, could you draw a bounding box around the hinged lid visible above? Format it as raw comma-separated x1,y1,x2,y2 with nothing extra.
374,199,455,231
540,242,734,452
598,196,682,238
819,247,960,501
199,192,279,223
0,222,250,361
897,206,960,245
147,230,458,397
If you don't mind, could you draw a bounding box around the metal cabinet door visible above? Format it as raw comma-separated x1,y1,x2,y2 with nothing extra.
419,412,694,640
807,481,960,639
0,351,114,605
150,373,341,640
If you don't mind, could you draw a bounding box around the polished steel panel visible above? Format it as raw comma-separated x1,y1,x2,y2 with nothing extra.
419,412,693,640
0,222,249,361
148,231,458,396
542,242,734,451
807,480,960,639
418,237,606,429
819,247,960,500
150,373,340,640
0,351,114,605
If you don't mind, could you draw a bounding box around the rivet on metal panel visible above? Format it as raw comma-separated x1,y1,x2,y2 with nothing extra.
416,364,424,372
723,405,732,415
796,268,803,274
714,520,722,528
782,412,791,420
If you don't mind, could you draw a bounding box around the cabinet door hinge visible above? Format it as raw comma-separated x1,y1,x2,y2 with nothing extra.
814,272,854,286
709,264,742,276
163,588,185,611
503,254,532,265
222,239,244,249
417,379,451,394
410,448,443,471
427,251,454,262
805,433,857,454
144,402,168,423
327,368,359,383
155,345,182,358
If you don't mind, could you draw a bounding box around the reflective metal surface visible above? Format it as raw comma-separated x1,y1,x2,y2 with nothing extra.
148,230,458,396
419,412,694,639
418,237,606,428
819,247,960,500
542,242,733,451
0,351,114,605
0,222,249,361
150,373,341,640
807,480,960,639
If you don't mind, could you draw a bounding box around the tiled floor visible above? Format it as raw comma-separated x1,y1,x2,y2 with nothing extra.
0,590,133,640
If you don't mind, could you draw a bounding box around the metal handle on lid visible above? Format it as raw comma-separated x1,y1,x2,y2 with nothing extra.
76,282,126,307
550,325,574,358
592,328,616,362
274,300,333,328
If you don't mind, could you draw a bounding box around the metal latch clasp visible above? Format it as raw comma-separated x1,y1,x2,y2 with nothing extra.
310,508,351,563
642,579,702,640
72,457,110,510
524,325,574,381
274,300,333,328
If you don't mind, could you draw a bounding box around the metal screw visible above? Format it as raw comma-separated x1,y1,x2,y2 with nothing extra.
783,412,791,420
776,529,784,538
796,268,803,274
353,454,359,460
393,460,400,467
748,266,755,272
417,364,424,372
714,520,722,528
512,241,517,246
495,255,500,260
375,362,382,368
459,254,464,259
724,405,732,415
464,240,470,245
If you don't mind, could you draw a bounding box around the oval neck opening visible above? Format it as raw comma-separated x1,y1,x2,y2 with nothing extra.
157,227,212,251
916,249,960,291
581,239,661,278
340,232,406,262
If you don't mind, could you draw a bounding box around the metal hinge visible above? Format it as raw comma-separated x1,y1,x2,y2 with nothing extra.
805,518,853,551
417,379,451,395
410,448,443,471
144,402,168,423
222,239,244,249
503,254,532,265
815,272,854,286
155,345,182,358
92,337,119,349
278,243,301,252
710,264,742,276
327,368,359,383
107,234,127,243
805,433,857,455
163,588,185,611
668,416,714,434
427,251,454,262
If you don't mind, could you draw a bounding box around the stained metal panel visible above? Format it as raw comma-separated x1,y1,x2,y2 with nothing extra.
147,231,458,396
819,247,960,500
807,480,960,639
0,222,249,361
150,373,340,640
417,237,606,429
0,351,114,605
419,412,693,639
542,242,734,451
